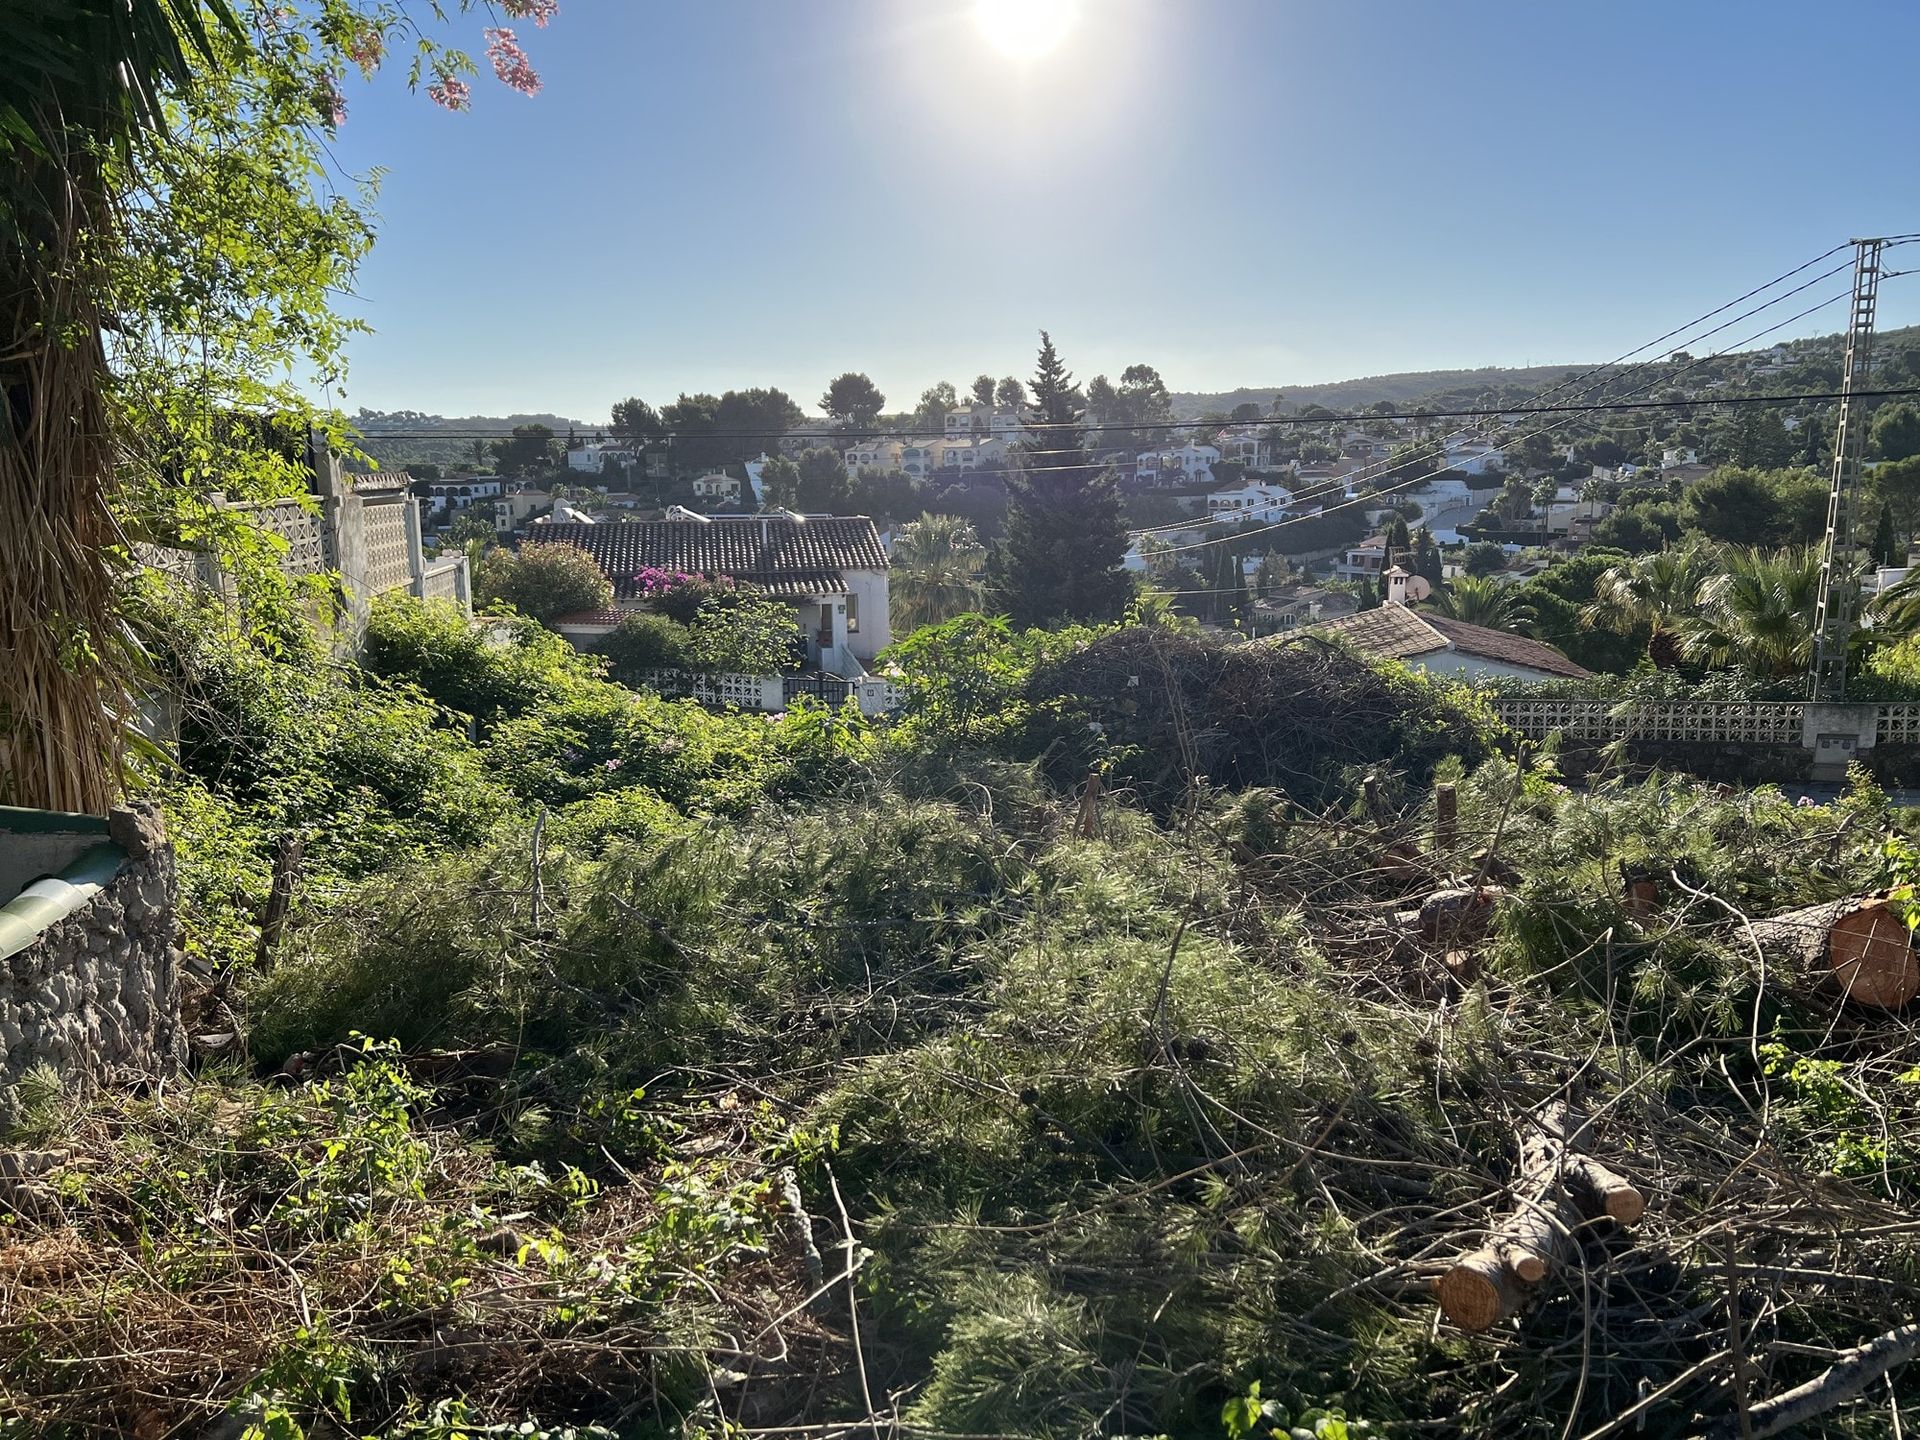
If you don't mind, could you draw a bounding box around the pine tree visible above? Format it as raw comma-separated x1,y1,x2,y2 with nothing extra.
989,332,1133,626
1873,500,1901,568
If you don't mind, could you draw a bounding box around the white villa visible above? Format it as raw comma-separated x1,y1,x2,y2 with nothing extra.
1137,443,1220,485
944,401,1027,441
529,515,891,677
1207,481,1295,522
419,477,502,520
567,442,637,474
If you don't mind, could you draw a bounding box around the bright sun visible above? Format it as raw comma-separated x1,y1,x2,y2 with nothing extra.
973,0,1078,61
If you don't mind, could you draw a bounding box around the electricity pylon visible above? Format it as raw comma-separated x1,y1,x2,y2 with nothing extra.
1810,238,1887,702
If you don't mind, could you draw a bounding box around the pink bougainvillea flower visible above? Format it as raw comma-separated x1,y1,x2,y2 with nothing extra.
427,76,472,110
500,0,560,28
484,27,542,96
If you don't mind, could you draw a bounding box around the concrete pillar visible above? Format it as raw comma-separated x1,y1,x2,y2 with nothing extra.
404,498,427,598
1802,703,1879,782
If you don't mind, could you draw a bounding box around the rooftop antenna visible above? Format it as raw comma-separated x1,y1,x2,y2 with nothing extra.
1810,237,1888,702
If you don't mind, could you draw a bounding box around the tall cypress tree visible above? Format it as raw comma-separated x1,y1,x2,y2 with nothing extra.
1413,526,1444,590
1873,501,1900,568
989,331,1133,627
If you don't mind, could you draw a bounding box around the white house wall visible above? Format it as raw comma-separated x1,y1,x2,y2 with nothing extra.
844,566,891,664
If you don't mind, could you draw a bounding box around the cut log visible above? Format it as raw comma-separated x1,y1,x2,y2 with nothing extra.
1619,860,1663,923
1413,885,1508,947
1380,841,1424,881
1748,897,1920,1010
1565,1153,1646,1224
1437,1101,1644,1333
1435,1247,1523,1331
1492,1103,1585,1284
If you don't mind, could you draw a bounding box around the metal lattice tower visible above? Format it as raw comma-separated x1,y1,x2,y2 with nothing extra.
1810,238,1886,702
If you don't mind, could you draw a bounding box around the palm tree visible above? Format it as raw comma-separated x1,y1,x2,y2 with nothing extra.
1869,568,1920,638
1579,545,1717,668
1682,547,1824,678
3,1,236,809
889,513,988,632
1429,574,1531,631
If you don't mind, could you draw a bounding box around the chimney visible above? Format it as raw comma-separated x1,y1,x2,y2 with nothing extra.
1384,564,1410,608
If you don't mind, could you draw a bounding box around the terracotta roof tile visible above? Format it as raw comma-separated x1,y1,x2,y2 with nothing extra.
527,518,886,599
1421,614,1589,678
1311,605,1588,678
1314,605,1449,661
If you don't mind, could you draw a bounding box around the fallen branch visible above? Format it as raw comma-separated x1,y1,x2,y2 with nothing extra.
1708,1322,1920,1439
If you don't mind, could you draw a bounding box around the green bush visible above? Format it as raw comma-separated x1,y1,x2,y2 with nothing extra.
595,612,690,683
476,542,613,623
363,594,601,726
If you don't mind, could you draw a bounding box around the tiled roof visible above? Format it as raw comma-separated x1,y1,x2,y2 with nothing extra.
527,518,887,599
550,609,626,628
1422,614,1589,678
1313,604,1447,661
1311,604,1588,678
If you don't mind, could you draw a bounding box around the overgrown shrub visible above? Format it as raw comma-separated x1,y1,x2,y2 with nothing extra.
595,611,690,682
363,594,602,725
1023,626,1502,809
476,541,612,623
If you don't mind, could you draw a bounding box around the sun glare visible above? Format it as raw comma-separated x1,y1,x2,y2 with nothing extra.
973,0,1078,61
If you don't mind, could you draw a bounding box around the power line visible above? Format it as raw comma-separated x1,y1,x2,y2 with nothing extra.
1130,279,1899,555
356,379,1899,446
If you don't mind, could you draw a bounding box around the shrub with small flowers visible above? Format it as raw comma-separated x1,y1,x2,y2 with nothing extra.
635,569,742,625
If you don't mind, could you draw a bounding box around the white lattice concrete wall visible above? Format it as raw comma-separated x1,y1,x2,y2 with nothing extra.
234,498,328,577
1494,700,1807,745
1495,699,1920,752
361,497,413,595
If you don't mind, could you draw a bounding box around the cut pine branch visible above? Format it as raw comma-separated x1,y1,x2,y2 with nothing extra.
1748,896,1920,1010
1436,1102,1644,1333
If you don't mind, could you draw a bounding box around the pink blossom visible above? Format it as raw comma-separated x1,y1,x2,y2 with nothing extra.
485,27,542,96
427,76,473,110
603,758,621,771
345,27,385,75
500,0,559,28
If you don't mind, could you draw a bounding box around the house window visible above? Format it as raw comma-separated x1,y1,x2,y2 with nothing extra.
846,590,860,633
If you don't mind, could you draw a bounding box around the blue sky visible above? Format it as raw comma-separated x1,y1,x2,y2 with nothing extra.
327,0,1920,421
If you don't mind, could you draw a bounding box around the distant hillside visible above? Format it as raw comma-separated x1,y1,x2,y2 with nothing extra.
1170,323,1920,417
1172,365,1599,418
353,409,598,471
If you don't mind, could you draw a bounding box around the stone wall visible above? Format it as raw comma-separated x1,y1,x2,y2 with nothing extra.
0,805,186,1117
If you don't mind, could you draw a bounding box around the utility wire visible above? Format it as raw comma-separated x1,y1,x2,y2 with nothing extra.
1134,298,1884,559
